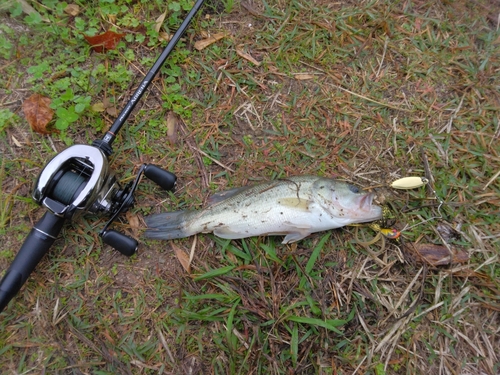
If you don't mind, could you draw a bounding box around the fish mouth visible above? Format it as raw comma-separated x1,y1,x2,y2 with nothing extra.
357,192,383,220
358,192,375,210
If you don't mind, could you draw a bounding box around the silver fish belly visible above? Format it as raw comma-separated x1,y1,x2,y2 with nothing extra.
144,175,382,244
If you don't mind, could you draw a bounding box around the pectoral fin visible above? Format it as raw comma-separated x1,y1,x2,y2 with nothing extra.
282,232,311,244
281,221,313,243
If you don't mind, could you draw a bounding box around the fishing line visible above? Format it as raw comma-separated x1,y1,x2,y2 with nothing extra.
391,176,445,233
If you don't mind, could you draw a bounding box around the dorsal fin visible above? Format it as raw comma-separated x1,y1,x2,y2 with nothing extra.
206,186,249,206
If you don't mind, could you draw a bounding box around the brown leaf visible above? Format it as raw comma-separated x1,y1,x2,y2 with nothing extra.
12,135,22,148
294,73,316,80
166,111,178,144
171,243,191,273
22,94,55,134
410,243,469,266
101,97,118,116
106,106,118,117
158,32,172,43
235,45,261,66
194,33,227,51
126,211,140,237
84,30,126,53
64,4,80,16
154,10,168,33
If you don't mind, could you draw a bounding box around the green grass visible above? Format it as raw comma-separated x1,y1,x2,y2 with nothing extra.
1,0,500,374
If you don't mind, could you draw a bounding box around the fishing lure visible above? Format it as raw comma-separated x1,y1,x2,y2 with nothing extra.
391,176,429,190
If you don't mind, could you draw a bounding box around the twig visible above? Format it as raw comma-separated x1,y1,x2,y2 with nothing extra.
376,36,389,78
179,121,210,189
190,146,235,173
327,82,411,112
482,169,500,191
157,328,176,365
420,146,434,184
438,94,465,133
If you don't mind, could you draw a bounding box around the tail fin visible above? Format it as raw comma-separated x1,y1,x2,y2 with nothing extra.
144,211,192,240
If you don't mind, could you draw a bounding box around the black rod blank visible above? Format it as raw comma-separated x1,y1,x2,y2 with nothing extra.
97,0,206,151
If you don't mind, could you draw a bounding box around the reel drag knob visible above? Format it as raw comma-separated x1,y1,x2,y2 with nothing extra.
101,230,138,257
144,165,176,191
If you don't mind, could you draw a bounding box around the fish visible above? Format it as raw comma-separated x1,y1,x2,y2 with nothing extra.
144,175,383,244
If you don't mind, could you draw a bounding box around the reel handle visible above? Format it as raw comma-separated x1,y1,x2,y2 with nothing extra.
0,212,65,313
144,165,176,191
101,230,138,257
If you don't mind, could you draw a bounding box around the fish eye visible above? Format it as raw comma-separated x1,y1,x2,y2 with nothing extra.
348,184,360,193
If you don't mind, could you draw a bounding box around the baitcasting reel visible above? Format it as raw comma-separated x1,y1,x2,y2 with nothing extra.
0,0,206,313
32,144,176,255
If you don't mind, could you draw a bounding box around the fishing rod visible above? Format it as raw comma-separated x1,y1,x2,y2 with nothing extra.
0,0,206,313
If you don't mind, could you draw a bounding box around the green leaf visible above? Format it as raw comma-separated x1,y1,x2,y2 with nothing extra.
286,316,347,334
55,118,69,130
194,265,235,281
9,2,23,17
168,2,181,12
27,62,50,79
74,103,86,113
60,89,74,102
305,233,330,274
0,35,13,59
260,243,281,263
226,298,240,350
24,12,43,25
291,323,298,366
0,109,17,132
56,107,79,123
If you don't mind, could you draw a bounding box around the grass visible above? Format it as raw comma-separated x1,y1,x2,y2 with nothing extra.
1,0,500,374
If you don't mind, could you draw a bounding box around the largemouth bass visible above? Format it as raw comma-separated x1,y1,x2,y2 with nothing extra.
144,175,382,244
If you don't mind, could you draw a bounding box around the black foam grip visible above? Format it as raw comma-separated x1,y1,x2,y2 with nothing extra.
101,230,138,257
144,165,176,191
0,212,65,313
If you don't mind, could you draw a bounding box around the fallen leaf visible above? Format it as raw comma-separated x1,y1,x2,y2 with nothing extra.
436,222,462,242
155,10,168,33
12,135,22,148
22,94,55,134
159,32,172,42
84,30,126,53
102,97,118,116
106,107,118,117
235,45,261,66
64,4,80,16
91,102,105,112
126,211,140,237
194,33,227,51
410,243,469,266
171,243,191,273
294,73,316,80
166,111,178,144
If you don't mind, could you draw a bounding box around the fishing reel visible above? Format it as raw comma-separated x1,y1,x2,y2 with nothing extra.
32,144,176,256
0,143,176,313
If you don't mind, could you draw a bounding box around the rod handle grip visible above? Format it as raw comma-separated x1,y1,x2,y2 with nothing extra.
0,212,65,313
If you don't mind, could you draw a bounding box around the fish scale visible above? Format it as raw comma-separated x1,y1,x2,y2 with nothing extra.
145,175,382,244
